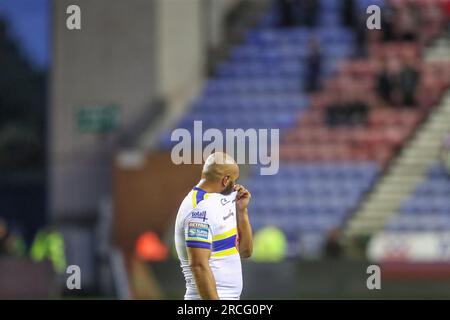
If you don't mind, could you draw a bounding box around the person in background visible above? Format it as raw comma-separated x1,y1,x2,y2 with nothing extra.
354,16,368,58
376,57,419,108
341,0,368,58
30,227,66,273
443,0,450,34
342,0,356,30
298,0,319,27
304,38,322,93
394,2,420,42
325,79,369,127
0,218,26,257
399,55,420,107
278,0,295,27
420,1,444,44
376,58,399,106
278,0,319,28
0,218,8,255
381,3,397,42
324,228,343,259
251,226,287,262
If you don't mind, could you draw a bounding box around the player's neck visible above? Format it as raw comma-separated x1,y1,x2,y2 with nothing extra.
196,179,221,194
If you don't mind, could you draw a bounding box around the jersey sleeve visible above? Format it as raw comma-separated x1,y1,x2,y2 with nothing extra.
184,205,216,250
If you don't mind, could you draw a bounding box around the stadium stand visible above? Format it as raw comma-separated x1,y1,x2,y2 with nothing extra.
160,0,450,258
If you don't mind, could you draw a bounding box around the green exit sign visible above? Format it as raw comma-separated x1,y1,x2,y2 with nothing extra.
76,104,120,134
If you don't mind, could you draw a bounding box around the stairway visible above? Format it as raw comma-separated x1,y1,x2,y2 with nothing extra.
344,38,450,240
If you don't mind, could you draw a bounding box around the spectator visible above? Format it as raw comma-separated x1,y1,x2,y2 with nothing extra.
399,56,420,107
298,0,319,27
376,57,419,107
381,4,397,42
0,218,26,257
325,88,369,127
421,2,445,44
354,16,368,57
341,0,370,57
278,0,319,28
443,0,450,20
30,228,66,274
376,58,400,106
0,218,8,255
381,2,422,43
342,0,357,29
278,0,295,27
304,38,322,93
324,229,343,259
443,0,450,34
394,3,420,42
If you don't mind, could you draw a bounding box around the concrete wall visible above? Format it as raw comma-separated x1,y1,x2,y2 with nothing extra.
50,0,243,221
207,0,242,49
155,0,242,101
50,0,158,220
156,0,205,101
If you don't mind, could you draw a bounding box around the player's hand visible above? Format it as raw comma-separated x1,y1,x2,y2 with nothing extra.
234,184,251,212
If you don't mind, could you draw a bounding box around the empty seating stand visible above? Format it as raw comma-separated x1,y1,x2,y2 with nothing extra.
247,163,380,257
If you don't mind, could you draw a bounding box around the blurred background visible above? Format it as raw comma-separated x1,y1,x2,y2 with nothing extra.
1,0,450,299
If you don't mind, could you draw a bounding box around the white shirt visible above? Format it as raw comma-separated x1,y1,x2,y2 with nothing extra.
174,187,242,300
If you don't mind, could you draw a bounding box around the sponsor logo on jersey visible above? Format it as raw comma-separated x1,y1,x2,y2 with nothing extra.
187,222,209,239
223,209,234,220
191,210,207,221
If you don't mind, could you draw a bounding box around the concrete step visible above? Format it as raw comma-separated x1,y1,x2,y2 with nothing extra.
381,175,424,184
401,147,440,158
388,164,426,176
399,157,438,166
413,140,444,149
371,181,415,192
421,124,450,132
370,185,416,196
346,220,388,232
357,210,397,219
360,201,401,212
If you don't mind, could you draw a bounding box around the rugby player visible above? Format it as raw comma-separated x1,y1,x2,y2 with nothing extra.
174,152,253,300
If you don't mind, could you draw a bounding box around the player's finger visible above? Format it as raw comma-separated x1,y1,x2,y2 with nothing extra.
238,188,250,199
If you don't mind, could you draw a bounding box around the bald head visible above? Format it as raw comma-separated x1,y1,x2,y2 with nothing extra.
202,152,238,181
197,152,239,195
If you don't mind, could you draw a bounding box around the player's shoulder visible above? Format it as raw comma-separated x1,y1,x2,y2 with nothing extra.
198,192,234,209
194,193,231,219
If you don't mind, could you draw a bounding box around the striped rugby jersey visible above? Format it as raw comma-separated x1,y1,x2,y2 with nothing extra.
174,187,242,300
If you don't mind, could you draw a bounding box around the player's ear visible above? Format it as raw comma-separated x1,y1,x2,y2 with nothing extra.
222,175,230,187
